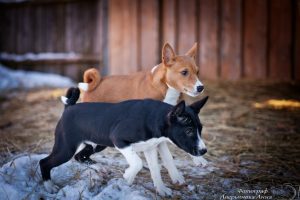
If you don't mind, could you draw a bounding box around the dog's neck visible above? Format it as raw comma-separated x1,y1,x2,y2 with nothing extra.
163,85,180,105
151,64,181,106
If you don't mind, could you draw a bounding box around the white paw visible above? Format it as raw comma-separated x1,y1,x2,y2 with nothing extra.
192,156,208,167
156,184,172,196
170,172,185,185
43,180,59,193
123,169,135,185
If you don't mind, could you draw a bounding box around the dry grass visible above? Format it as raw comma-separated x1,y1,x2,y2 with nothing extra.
0,81,299,199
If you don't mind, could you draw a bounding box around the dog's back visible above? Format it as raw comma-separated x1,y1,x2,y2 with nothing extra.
61,97,172,147
81,70,165,103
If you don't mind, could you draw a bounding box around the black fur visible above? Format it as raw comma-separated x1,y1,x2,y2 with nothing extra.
75,96,210,164
65,87,80,107
40,88,208,181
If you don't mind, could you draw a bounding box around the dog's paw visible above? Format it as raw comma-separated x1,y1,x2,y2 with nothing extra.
156,185,172,197
192,156,208,167
84,158,97,165
43,180,59,193
170,172,185,185
123,169,135,185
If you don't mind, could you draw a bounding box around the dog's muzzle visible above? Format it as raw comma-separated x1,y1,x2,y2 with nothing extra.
192,147,207,156
196,85,204,93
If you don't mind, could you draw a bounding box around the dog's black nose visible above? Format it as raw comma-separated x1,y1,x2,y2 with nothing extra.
199,149,207,155
197,85,204,93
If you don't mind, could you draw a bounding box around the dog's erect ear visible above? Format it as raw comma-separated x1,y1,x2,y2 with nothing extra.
162,43,176,66
169,101,186,122
189,96,209,113
185,43,198,59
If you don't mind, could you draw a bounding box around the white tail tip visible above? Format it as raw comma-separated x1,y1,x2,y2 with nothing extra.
61,96,68,105
78,82,88,91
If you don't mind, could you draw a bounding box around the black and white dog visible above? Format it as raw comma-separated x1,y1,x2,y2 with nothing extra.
40,87,208,196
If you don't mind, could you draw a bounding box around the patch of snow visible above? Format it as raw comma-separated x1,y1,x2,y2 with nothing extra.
0,65,74,92
0,151,216,199
0,52,80,62
188,184,195,191
0,154,151,200
0,0,28,3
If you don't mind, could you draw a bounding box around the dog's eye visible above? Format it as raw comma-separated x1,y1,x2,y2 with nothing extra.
181,70,189,76
181,117,191,124
185,127,194,136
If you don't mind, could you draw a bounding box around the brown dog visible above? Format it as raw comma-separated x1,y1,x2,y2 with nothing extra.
79,43,204,105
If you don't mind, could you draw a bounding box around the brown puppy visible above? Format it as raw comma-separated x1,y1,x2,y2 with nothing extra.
79,43,203,104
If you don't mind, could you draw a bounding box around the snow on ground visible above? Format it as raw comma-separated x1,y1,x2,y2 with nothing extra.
0,65,74,92
0,152,214,200
0,52,80,62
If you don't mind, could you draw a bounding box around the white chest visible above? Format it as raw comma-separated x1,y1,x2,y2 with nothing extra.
131,137,172,152
163,87,180,106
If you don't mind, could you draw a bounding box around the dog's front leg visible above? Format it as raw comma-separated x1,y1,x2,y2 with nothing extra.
158,142,185,184
117,146,143,184
144,148,172,196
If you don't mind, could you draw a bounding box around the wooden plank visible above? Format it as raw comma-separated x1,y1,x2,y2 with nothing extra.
7,7,17,53
81,1,95,54
34,5,47,53
220,0,242,80
162,0,176,49
0,7,4,52
15,6,23,54
243,0,267,79
98,0,109,74
45,4,55,52
199,0,219,80
140,0,159,70
73,1,84,53
66,1,82,53
295,0,300,80
269,0,292,80
22,5,34,53
109,0,138,75
93,0,103,56
177,0,196,54
54,3,66,52
65,1,75,52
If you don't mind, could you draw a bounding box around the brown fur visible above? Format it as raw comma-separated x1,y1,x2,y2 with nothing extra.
81,43,200,103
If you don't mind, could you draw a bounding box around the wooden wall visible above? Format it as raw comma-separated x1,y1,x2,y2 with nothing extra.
0,0,106,80
0,0,299,81
109,0,299,81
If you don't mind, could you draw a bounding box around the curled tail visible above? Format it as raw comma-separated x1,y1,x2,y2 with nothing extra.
61,87,80,107
78,68,101,92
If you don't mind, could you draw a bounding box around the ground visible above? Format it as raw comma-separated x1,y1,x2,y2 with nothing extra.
0,81,299,199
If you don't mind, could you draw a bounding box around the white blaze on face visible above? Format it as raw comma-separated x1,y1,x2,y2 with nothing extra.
184,78,204,97
193,78,204,93
197,130,206,150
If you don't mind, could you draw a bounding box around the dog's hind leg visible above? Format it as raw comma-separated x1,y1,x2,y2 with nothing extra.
144,148,172,197
158,142,185,184
40,141,77,193
40,151,75,193
74,144,106,164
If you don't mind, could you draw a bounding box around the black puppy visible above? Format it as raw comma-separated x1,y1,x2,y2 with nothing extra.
40,87,208,196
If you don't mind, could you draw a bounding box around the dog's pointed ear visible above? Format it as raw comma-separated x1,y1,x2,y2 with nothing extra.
168,100,186,122
189,96,208,113
162,43,176,66
185,42,198,59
